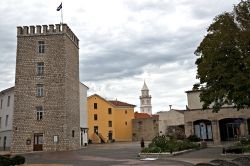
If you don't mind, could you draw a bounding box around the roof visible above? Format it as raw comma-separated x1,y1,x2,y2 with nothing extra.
0,87,14,95
79,82,89,89
157,109,185,114
172,109,185,114
141,81,149,91
134,112,159,119
88,94,136,108
185,89,202,93
108,100,136,107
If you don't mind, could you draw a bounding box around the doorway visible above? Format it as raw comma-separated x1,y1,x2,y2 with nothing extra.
33,133,43,151
94,126,98,134
108,131,113,141
3,136,6,151
193,120,213,140
219,118,242,141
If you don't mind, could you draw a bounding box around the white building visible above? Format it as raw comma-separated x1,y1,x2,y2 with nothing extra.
139,81,152,115
80,83,89,146
0,87,14,151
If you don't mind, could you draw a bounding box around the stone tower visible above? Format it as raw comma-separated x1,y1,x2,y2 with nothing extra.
11,24,80,153
139,81,152,115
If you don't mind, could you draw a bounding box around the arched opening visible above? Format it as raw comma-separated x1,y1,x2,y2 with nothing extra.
219,118,242,141
193,119,213,140
247,119,250,136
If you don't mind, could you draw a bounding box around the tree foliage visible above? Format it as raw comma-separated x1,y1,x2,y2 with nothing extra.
194,0,250,112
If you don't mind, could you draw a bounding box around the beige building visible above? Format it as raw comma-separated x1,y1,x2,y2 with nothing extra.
185,90,250,143
132,112,159,141
157,109,184,136
11,24,80,153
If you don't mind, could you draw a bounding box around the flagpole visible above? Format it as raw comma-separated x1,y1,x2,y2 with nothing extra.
61,2,63,24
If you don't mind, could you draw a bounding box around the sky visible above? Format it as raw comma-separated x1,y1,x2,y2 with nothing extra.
0,0,240,113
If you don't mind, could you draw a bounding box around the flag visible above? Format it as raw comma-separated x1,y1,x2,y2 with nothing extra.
57,3,62,11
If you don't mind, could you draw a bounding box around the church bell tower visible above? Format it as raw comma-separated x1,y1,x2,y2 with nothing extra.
139,81,152,115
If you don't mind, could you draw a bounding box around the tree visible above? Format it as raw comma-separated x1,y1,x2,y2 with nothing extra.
194,0,250,112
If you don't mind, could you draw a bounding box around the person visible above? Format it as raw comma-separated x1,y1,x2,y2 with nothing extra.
140,138,145,149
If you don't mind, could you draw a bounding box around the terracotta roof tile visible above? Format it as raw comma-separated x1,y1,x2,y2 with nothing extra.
108,100,136,107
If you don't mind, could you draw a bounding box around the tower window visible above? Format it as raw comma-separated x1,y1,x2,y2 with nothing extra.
36,106,43,120
38,41,45,53
36,84,44,97
72,130,75,137
0,99,2,109
36,62,44,75
7,96,10,107
5,115,9,127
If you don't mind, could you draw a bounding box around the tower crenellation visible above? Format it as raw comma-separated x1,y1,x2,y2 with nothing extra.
17,24,79,47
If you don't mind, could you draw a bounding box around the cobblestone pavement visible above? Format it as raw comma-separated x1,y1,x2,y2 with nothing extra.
10,142,250,166
23,142,193,166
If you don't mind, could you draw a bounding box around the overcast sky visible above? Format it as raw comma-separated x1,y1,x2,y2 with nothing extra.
0,0,240,113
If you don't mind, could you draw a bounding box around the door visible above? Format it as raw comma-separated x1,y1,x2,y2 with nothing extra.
94,126,98,134
108,131,113,141
34,133,43,151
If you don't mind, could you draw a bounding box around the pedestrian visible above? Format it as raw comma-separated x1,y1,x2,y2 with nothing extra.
140,138,145,150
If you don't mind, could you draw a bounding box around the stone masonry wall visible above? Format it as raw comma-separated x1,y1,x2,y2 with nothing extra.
11,24,80,153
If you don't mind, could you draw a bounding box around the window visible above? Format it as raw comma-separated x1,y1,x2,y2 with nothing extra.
108,108,112,114
0,99,2,109
37,62,44,75
94,103,97,109
72,130,75,137
38,41,45,53
7,96,10,107
0,117,1,128
5,115,8,127
125,110,127,114
108,121,112,127
125,121,127,125
36,106,43,120
53,135,59,143
94,114,98,120
36,84,44,97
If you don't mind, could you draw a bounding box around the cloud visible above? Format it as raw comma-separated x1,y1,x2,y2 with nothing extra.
0,0,241,113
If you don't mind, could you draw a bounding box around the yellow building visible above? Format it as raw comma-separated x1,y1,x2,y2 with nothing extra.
88,94,135,143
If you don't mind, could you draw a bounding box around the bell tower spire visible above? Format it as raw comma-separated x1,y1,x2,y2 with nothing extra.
140,81,152,115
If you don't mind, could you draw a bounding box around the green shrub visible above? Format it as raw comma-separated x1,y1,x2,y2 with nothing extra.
187,135,200,142
146,136,200,153
239,137,250,145
142,147,161,153
0,155,12,166
11,155,25,165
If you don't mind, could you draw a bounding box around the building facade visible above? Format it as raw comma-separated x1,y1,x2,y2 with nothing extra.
11,24,80,153
0,87,14,151
80,83,89,146
185,90,250,143
140,81,152,115
157,109,184,137
88,94,135,143
132,112,159,141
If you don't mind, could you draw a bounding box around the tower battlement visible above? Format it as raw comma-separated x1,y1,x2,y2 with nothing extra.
17,24,79,47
